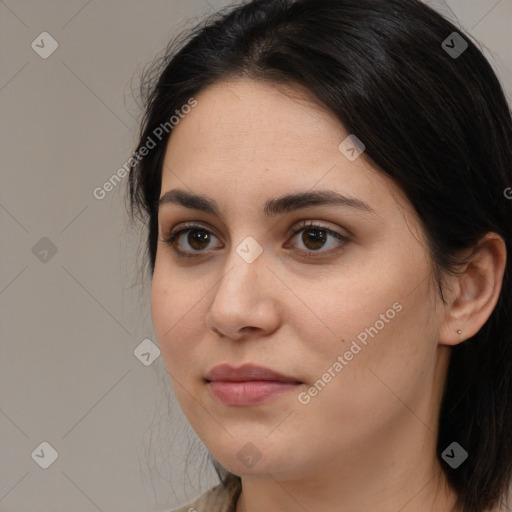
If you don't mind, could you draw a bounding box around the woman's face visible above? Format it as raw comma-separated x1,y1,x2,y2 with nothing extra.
151,78,451,480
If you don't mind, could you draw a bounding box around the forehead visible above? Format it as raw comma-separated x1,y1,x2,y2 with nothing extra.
160,78,410,220
164,79,345,169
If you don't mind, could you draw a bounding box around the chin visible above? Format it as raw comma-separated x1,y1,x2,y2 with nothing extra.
213,447,304,480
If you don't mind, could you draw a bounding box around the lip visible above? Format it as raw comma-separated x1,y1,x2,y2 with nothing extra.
205,363,300,383
205,364,302,406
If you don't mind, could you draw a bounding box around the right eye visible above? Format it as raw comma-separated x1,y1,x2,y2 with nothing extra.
161,223,223,258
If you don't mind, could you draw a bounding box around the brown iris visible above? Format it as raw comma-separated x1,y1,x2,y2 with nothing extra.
301,228,327,250
187,229,211,250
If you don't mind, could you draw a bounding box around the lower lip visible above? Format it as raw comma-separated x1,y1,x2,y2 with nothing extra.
208,380,301,406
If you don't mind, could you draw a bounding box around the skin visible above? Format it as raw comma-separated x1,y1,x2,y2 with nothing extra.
150,78,507,512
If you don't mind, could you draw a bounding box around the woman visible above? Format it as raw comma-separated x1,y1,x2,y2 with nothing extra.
126,0,512,510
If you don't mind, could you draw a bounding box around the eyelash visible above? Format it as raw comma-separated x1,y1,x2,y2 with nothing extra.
161,220,349,259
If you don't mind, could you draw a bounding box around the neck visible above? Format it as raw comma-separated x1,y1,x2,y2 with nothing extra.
235,404,460,512
235,461,459,512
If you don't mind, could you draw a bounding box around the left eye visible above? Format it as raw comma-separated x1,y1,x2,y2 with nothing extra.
287,222,349,254
161,221,349,258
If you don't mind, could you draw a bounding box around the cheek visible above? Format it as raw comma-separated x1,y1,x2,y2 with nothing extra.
150,266,210,378
151,270,215,426
150,269,172,346
287,292,438,454
291,248,437,397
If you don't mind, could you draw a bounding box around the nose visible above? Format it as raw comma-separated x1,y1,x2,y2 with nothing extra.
204,250,281,341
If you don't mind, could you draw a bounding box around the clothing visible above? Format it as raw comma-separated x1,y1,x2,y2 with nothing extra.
171,477,241,512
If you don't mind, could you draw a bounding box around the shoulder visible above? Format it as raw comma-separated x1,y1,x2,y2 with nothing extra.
170,481,239,512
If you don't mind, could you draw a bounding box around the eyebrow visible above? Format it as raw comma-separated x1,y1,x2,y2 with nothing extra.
157,189,376,217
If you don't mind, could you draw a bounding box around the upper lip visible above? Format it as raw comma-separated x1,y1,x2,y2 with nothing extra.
205,363,301,383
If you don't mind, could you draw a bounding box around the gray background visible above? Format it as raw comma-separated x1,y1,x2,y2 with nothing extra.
1,0,511,511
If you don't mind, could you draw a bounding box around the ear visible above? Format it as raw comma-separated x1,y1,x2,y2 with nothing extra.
439,232,507,346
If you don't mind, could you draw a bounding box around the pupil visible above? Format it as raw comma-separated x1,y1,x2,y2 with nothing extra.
303,229,326,250
189,230,209,249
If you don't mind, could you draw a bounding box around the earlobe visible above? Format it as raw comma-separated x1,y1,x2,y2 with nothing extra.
438,232,507,347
